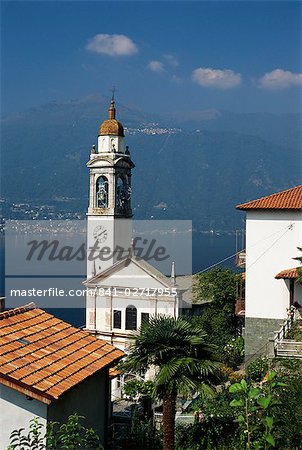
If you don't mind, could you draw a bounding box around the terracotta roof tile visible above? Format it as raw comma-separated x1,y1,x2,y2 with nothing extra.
0,304,124,403
237,185,302,210
275,267,300,279
109,367,120,378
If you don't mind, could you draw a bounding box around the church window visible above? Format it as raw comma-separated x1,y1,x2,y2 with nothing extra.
141,312,149,325
96,176,108,208
113,310,122,329
126,305,137,330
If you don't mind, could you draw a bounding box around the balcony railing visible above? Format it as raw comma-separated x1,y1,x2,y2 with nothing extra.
235,251,246,268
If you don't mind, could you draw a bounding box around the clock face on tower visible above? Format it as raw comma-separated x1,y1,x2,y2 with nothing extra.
93,225,108,243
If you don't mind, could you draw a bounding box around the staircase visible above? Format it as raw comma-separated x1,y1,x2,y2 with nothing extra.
275,338,302,358
274,311,302,359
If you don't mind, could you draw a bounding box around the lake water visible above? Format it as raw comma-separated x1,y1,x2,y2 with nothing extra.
0,232,236,327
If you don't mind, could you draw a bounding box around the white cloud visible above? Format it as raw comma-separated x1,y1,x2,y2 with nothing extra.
259,69,302,89
86,34,138,56
192,67,242,89
148,60,165,73
163,54,179,68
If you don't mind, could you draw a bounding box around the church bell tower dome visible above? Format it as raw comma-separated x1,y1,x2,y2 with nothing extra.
98,98,124,137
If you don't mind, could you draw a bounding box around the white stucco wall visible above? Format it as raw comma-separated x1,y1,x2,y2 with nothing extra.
97,135,124,153
245,210,302,319
0,384,47,449
86,259,178,328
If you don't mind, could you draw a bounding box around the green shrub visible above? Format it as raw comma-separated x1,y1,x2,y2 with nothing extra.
175,419,239,450
222,336,245,368
8,414,103,450
245,357,269,381
272,368,302,449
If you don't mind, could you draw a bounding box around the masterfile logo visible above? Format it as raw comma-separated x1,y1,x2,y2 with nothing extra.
5,220,192,308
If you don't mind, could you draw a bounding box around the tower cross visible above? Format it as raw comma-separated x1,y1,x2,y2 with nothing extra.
110,86,117,101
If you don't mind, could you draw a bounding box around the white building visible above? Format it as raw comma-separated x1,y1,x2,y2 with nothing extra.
237,185,302,357
84,98,191,357
0,303,123,449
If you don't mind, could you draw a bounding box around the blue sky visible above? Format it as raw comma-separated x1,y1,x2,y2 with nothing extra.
1,1,302,115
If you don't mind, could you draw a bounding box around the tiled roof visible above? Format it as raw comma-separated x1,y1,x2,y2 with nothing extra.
0,303,124,404
109,367,120,379
275,267,300,279
236,185,302,210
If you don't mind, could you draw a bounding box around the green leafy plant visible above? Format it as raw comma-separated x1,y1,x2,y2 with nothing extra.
229,372,286,449
8,418,45,450
8,414,103,450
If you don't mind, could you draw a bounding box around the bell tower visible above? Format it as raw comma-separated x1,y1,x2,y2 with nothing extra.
86,97,135,277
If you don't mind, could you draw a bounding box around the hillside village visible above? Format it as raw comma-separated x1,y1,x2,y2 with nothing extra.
1,99,301,450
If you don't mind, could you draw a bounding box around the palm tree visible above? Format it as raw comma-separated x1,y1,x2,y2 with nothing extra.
121,315,221,450
293,247,302,283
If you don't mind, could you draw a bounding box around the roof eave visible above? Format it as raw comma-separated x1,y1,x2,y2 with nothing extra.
0,374,54,404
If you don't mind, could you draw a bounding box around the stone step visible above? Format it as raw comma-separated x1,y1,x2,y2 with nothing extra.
277,340,302,349
278,347,302,352
276,351,302,359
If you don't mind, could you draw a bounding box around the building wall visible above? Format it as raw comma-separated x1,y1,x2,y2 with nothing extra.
245,210,302,319
47,369,109,446
244,210,302,358
0,384,47,449
86,260,178,334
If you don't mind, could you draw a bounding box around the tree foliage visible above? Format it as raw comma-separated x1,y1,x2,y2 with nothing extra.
192,267,241,353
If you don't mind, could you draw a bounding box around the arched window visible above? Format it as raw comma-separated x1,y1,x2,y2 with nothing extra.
96,176,108,208
116,176,131,211
126,305,137,330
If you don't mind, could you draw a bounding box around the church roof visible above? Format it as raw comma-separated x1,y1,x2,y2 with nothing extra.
0,303,123,404
98,98,124,137
236,185,302,211
84,255,173,288
84,256,192,298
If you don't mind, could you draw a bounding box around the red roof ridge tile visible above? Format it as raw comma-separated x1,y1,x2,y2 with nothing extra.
0,303,36,320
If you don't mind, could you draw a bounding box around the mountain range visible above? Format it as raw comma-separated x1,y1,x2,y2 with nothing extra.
1,95,301,231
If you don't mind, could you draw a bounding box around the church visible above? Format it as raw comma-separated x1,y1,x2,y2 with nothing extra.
83,98,191,357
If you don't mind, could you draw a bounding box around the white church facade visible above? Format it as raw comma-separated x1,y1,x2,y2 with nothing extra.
237,185,302,357
84,98,191,358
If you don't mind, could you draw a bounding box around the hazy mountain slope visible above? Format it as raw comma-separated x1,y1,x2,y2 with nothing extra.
1,97,301,230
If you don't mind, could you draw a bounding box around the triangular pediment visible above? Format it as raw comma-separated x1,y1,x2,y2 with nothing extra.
84,256,172,289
